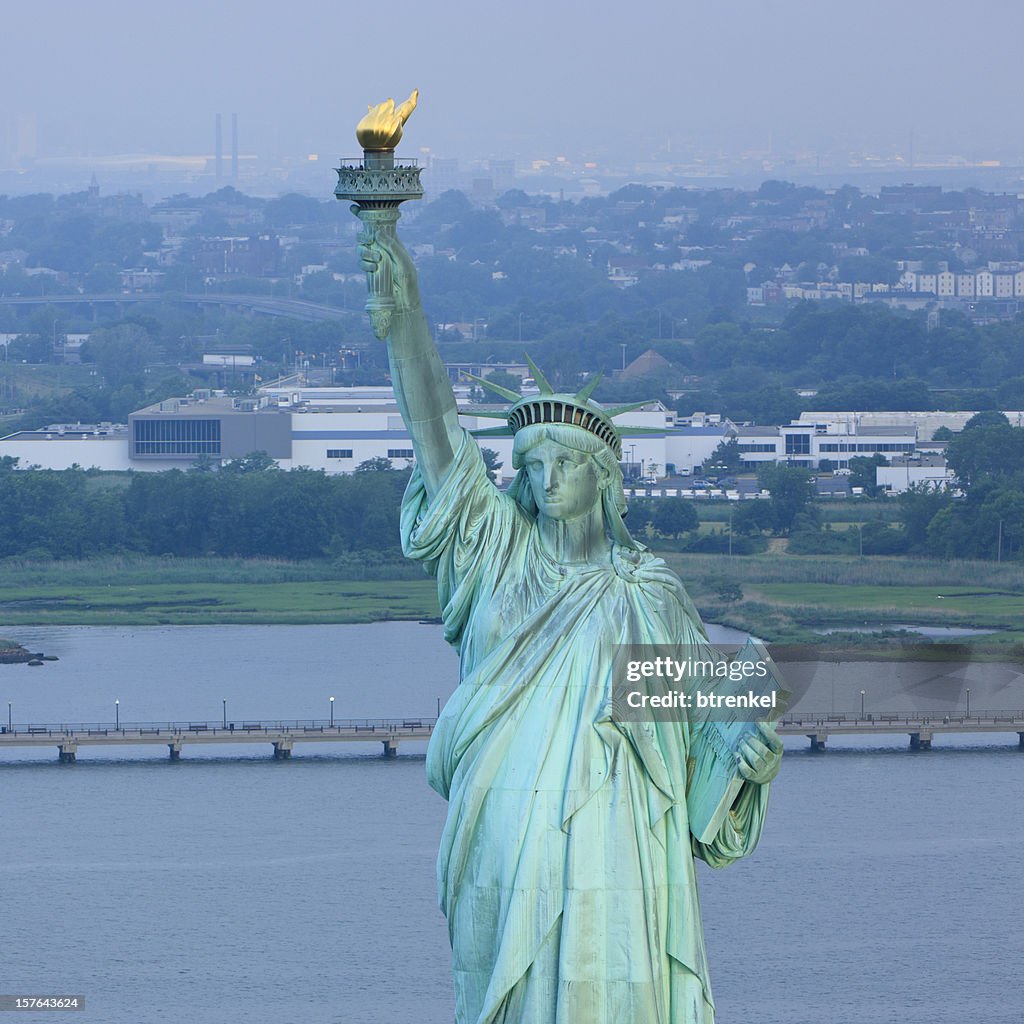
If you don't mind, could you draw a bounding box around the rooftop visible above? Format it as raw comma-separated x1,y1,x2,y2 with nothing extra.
734,425,779,437
1,424,128,441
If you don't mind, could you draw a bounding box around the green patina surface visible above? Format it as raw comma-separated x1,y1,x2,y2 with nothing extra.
332,113,782,1021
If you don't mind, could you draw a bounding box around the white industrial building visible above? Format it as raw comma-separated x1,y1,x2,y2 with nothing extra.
876,455,956,494
735,419,917,470
797,410,1024,441
10,390,1003,487
0,387,724,482
0,424,132,470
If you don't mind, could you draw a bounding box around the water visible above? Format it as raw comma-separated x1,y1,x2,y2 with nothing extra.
816,623,1000,638
2,625,1022,1023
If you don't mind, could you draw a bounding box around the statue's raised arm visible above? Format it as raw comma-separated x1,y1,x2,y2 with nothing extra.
358,228,463,497
336,89,462,497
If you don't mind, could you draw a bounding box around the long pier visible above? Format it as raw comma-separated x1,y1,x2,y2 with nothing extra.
777,709,1024,751
1,712,1024,761
0,718,435,762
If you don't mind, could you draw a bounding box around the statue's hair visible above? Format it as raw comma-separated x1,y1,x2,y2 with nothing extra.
507,423,638,549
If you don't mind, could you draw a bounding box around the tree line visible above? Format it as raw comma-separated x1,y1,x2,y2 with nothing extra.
0,457,412,562
749,414,1024,561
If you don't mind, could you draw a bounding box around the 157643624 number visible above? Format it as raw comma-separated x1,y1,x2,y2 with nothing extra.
0,996,85,1012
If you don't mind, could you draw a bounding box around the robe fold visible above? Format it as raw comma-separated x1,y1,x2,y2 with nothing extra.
401,433,770,1024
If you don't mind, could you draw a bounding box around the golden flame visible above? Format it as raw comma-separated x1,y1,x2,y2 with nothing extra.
356,89,419,151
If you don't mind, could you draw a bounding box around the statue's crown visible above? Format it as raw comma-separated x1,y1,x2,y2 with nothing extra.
507,391,621,456
465,356,655,460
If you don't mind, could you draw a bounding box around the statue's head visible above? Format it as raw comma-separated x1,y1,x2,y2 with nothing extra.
509,422,635,546
469,359,651,548
512,423,616,517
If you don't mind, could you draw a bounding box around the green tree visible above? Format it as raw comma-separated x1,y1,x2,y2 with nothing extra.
356,456,396,472
84,324,158,389
731,500,774,535
650,499,699,537
859,521,908,555
848,454,888,496
84,263,122,293
758,464,815,534
963,410,1009,431
481,447,503,484
8,334,50,363
898,484,953,552
946,423,1024,487
702,438,743,476
221,451,278,474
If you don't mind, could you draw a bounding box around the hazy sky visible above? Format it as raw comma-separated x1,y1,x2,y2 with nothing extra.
5,0,1024,165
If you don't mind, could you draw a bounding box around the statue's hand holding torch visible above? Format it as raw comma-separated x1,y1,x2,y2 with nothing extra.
357,229,421,320
336,89,423,339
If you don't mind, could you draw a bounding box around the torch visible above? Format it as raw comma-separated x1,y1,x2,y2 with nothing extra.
335,90,423,339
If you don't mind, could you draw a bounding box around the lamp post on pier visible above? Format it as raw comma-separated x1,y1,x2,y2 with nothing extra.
7,702,11,731
222,698,227,729
115,700,120,730
860,690,866,718
966,688,971,719
330,696,335,728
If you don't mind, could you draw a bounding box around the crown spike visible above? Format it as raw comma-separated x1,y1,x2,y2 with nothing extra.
470,425,515,438
574,371,603,403
606,399,654,417
523,353,555,395
460,371,521,403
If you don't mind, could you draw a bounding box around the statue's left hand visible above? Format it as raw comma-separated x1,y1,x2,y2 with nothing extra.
357,227,421,313
736,721,783,785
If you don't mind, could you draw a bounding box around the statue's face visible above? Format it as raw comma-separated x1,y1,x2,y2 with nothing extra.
522,439,605,521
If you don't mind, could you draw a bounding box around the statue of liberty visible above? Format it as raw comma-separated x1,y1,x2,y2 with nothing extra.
344,94,783,1024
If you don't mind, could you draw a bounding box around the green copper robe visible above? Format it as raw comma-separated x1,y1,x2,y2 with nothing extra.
402,435,770,1024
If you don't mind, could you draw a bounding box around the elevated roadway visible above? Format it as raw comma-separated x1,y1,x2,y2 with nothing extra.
0,292,353,323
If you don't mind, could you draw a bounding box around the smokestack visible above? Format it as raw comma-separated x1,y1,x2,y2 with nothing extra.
215,113,223,179
231,113,238,180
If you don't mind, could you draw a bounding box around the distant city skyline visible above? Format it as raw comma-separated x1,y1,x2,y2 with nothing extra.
4,0,1024,177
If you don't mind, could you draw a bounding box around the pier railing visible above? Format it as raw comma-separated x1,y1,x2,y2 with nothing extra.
1,712,1022,760
0,717,435,736
778,710,1024,727
0,717,438,761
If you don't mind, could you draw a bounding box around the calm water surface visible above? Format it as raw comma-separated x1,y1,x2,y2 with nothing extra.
1,625,1021,1023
